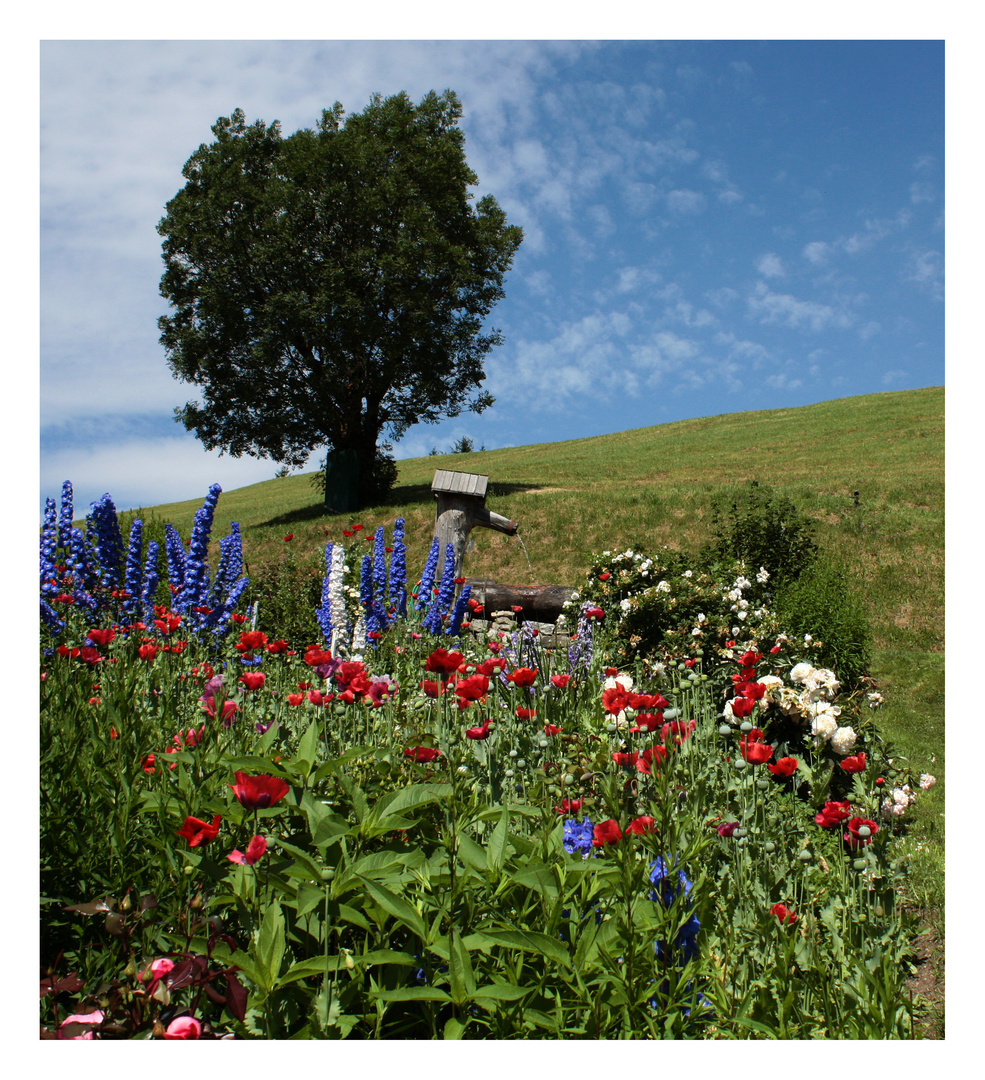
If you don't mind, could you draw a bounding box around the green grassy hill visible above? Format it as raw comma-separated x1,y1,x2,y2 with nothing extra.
142,385,944,656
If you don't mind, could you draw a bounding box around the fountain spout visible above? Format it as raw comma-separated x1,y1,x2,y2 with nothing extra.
431,470,518,581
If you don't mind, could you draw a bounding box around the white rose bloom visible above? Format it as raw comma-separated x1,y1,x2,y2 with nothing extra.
722,700,739,726
811,710,838,742
867,692,885,708
620,599,631,612
683,570,693,578
756,567,770,583
919,773,936,790
737,611,747,620
829,726,857,755
657,580,671,593
789,662,814,684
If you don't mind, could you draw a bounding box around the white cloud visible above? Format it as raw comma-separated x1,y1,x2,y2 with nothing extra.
803,241,830,266
41,435,283,515
905,249,944,300
747,282,853,332
666,189,706,215
755,253,785,278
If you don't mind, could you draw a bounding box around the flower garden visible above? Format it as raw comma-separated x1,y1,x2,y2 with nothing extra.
40,481,934,1039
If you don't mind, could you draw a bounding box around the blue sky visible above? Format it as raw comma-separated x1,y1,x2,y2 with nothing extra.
36,30,947,515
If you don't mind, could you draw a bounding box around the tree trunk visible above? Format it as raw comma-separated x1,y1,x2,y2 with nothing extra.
464,580,577,623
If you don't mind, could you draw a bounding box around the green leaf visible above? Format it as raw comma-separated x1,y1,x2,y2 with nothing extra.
290,718,320,782
255,900,287,992
476,929,572,970
443,1016,468,1039
373,987,452,1004
473,981,530,1003
486,807,510,875
356,875,427,941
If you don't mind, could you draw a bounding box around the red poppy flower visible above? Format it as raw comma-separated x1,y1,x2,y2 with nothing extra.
839,752,867,773
506,667,538,687
265,639,290,654
843,817,879,848
770,903,797,926
543,724,563,737
138,643,158,661
142,753,157,774
283,534,294,542
625,815,656,835
425,648,465,675
286,693,305,706
236,630,269,653
476,658,504,677
550,673,572,689
177,814,222,847
598,572,611,581
231,613,247,624
420,680,448,699
465,721,493,741
304,647,333,667
602,686,630,715
515,707,537,720
730,696,757,719
611,750,640,768
717,821,739,838
154,613,182,635
814,800,852,827
739,730,774,764
555,797,583,815
765,756,798,778
661,719,696,747
239,672,266,692
738,650,762,668
636,745,668,775
592,819,623,847
454,674,489,702
229,772,290,811
86,627,116,647
404,746,442,763
227,835,268,865
736,681,766,700
307,689,325,705
585,607,605,620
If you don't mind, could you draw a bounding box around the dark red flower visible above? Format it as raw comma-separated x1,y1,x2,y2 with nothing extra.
585,607,605,621
231,613,247,624
506,667,538,687
138,643,158,661
717,821,739,838
239,672,266,692
228,835,268,865
142,753,157,774
515,707,537,720
739,730,774,764
454,674,490,702
265,639,290,654
602,686,630,715
636,745,668,775
283,534,294,542
425,648,465,676
767,756,799,777
599,572,611,581
236,630,268,653
844,817,879,848
404,746,442,763
177,814,222,847
814,800,852,828
465,721,493,741
661,719,696,747
839,752,867,773
86,627,116,647
555,797,583,815
476,658,504,676
420,680,448,699
592,819,623,847
770,902,797,925
738,650,762,668
543,724,563,737
730,696,757,719
625,815,656,835
736,681,766,700
229,772,290,811
611,750,640,769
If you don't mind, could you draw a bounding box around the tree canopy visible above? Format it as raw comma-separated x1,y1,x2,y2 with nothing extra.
157,90,523,505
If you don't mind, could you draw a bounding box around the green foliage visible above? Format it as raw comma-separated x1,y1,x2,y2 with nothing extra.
244,551,324,650
702,480,819,584
773,560,872,690
157,90,523,508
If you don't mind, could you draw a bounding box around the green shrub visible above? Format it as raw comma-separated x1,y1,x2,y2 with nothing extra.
245,553,325,648
772,559,872,690
701,480,819,584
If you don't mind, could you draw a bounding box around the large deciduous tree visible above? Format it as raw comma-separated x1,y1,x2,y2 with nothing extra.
157,90,523,507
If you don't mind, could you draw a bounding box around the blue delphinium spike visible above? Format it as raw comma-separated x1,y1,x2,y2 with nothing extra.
315,542,335,645
446,585,472,637
164,525,186,597
122,519,144,615
390,518,407,620
58,481,74,551
141,540,160,625
40,498,59,596
88,493,125,592
416,538,440,612
423,544,457,635
177,484,221,620
40,598,65,636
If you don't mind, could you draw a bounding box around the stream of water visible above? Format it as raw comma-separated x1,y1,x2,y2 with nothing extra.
515,531,536,583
